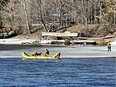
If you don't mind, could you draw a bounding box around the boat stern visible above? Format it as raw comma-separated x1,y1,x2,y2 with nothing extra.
52,52,61,59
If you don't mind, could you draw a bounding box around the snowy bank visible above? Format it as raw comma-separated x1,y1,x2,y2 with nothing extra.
0,39,38,45
112,40,116,46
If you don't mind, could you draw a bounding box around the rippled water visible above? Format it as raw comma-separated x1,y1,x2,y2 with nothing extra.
0,58,115,87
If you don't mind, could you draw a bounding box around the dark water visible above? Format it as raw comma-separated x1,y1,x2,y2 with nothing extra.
0,58,115,87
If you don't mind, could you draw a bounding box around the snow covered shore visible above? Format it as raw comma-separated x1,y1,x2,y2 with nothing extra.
112,40,116,46
0,38,116,46
0,39,38,45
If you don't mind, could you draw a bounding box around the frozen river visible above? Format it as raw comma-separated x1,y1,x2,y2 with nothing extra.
0,44,116,58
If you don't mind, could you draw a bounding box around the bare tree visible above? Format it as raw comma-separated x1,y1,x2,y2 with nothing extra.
1,0,116,35
19,0,31,34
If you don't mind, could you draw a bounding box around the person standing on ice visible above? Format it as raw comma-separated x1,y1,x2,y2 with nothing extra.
107,41,111,52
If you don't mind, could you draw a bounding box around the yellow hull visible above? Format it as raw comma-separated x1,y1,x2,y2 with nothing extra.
22,52,60,60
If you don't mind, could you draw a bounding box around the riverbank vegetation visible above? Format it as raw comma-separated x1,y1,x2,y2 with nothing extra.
0,0,116,39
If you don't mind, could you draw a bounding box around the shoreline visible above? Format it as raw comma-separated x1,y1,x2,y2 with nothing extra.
0,39,114,45
0,37,116,45
0,39,38,45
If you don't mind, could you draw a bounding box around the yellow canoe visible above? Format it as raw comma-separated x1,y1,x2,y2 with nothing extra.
22,52,60,60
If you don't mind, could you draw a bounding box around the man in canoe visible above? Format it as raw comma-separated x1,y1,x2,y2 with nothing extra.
44,48,49,56
32,50,41,56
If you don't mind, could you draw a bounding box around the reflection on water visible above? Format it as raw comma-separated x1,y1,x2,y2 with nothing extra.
0,58,115,87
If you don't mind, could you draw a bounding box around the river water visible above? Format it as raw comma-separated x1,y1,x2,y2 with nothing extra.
0,45,116,87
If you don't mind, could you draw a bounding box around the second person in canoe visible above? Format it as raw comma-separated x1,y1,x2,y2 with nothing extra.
44,48,49,56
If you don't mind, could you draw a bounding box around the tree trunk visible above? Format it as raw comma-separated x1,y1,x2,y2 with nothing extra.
20,0,31,34
39,0,47,32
